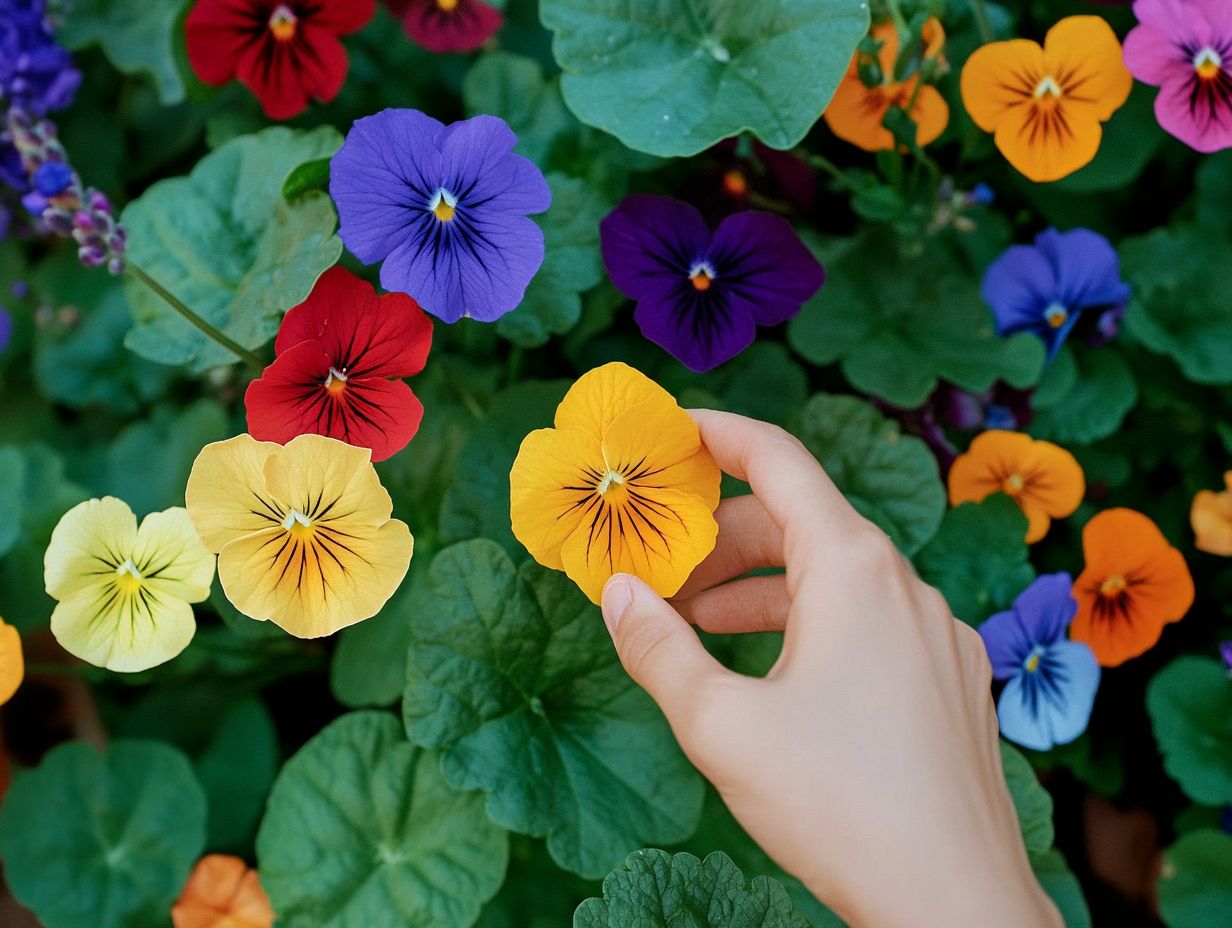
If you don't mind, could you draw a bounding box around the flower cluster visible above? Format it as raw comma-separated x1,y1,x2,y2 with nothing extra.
0,0,80,115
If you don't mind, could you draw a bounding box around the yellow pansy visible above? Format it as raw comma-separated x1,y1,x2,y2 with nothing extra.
510,362,721,604
44,498,215,672
0,618,23,705
185,433,413,639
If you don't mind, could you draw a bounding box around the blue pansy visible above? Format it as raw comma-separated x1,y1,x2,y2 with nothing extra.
979,572,1100,751
981,227,1130,359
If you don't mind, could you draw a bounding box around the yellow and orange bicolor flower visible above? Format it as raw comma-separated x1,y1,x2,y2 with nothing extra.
960,16,1132,182
510,363,721,604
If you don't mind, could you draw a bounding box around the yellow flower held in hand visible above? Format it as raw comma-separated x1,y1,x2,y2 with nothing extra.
44,498,214,672
510,362,721,604
185,433,413,638
0,617,23,705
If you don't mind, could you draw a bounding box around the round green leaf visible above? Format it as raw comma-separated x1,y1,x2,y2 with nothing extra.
0,447,24,557
1030,850,1092,928
574,849,810,928
0,740,206,928
257,711,508,928
1147,657,1232,806
1030,348,1138,445
464,51,576,166
59,0,187,105
194,698,279,851
540,0,869,158
788,234,1045,408
1159,830,1232,928
913,495,1035,626
402,540,705,878
794,393,946,555
121,126,343,371
1052,84,1165,194
1001,741,1055,856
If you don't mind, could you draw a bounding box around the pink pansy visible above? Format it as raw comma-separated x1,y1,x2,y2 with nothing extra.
1123,0,1232,152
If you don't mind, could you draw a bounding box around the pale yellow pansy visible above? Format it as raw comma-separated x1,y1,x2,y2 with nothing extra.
184,433,413,639
44,497,215,672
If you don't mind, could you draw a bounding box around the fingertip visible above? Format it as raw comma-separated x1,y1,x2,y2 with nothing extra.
601,573,634,637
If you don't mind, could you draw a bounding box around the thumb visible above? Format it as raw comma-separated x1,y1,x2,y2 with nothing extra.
601,573,730,730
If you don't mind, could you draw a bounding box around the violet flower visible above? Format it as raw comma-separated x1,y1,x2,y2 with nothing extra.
600,195,824,372
330,109,551,323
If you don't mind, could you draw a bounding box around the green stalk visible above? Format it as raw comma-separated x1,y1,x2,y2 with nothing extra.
126,262,265,369
969,0,994,44
803,151,858,192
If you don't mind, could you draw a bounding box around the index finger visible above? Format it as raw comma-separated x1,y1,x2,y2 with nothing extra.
689,408,863,557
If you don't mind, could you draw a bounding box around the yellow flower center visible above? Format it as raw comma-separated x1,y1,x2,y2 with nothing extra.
114,558,143,594
1033,75,1063,100
438,0,459,9
324,367,348,395
689,262,715,292
1045,302,1069,329
1003,472,1025,494
723,169,748,197
282,509,315,539
1195,47,1222,81
1024,647,1044,673
1100,574,1127,596
268,4,298,41
430,189,457,222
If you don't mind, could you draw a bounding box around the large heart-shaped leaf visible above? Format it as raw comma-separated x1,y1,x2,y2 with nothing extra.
1031,850,1092,928
0,740,206,928
1002,741,1055,856
402,540,705,878
1030,347,1138,446
1158,830,1232,928
60,0,186,105
574,849,810,928
913,496,1034,626
540,0,869,157
256,711,508,928
794,392,946,555
121,126,343,371
788,235,1045,408
1147,657,1232,806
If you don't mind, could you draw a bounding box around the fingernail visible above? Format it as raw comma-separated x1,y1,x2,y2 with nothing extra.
602,575,633,636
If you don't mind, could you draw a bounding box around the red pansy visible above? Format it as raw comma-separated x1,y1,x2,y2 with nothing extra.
245,267,433,462
385,0,502,53
185,0,375,120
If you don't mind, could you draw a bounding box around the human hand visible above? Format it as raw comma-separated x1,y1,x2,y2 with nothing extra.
599,410,1062,928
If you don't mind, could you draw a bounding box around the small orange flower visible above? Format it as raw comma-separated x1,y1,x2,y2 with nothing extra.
0,618,23,707
1071,509,1194,667
960,16,1132,182
824,18,950,152
1191,471,1232,556
948,430,1084,543
172,855,274,928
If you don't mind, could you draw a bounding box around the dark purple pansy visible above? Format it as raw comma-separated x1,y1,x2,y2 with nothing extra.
599,195,825,372
982,227,1131,360
330,108,551,323
0,306,11,352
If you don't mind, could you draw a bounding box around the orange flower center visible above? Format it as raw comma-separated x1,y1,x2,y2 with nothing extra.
1033,75,1063,101
1045,302,1069,329
1002,472,1026,494
1099,574,1127,597
689,262,715,291
324,367,348,395
723,169,748,197
430,188,457,222
268,4,298,41
438,0,459,9
1195,48,1223,81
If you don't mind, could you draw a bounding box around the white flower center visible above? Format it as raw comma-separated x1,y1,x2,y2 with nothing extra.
1023,645,1046,674
1194,47,1223,79
596,470,625,495
282,510,313,531
1033,75,1063,99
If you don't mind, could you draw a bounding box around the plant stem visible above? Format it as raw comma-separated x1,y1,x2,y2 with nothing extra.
884,0,910,43
126,261,265,369
803,152,858,192
969,0,994,43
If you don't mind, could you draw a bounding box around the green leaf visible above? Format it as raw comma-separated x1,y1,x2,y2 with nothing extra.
402,540,705,878
282,156,334,200
464,51,576,166
851,183,907,222
1002,741,1055,856
788,234,1045,408
1122,226,1232,386
195,698,279,851
1195,151,1232,230
659,342,810,426
0,740,206,928
1030,850,1092,928
1053,84,1166,194
60,0,187,105
793,393,946,554
497,173,611,347
574,849,810,928
914,496,1034,625
1029,348,1138,445
439,380,570,556
1158,830,1232,928
256,711,508,928
0,447,23,557
540,0,869,158
1147,657,1232,806
121,126,343,371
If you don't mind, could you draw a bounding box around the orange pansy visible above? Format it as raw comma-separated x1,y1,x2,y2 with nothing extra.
1070,508,1194,667
824,19,950,152
948,430,1084,543
172,855,274,928
0,617,23,707
960,16,1132,182
1191,471,1232,556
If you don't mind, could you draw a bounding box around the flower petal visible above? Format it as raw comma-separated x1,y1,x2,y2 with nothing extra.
603,400,721,512
262,434,392,527
708,211,825,327
981,241,1059,335
186,435,286,553
996,639,1099,750
184,0,254,85
173,855,275,928
633,286,758,372
440,114,551,217
992,99,1104,184
979,607,1033,680
1011,571,1077,644
553,362,673,440
400,0,503,53
1033,228,1131,311
44,497,138,600
310,0,375,33
960,39,1044,132
51,580,198,673
600,195,711,302
1043,15,1132,123
0,621,23,706
510,426,605,571
824,77,895,151
132,508,216,605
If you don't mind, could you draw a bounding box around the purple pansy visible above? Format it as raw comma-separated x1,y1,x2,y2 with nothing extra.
979,573,1101,752
600,195,825,372
1221,640,1232,673
0,306,11,352
329,108,551,324
1124,0,1232,153
0,0,81,116
982,227,1131,360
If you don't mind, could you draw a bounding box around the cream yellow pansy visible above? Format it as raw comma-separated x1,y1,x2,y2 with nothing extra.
44,497,215,672
184,433,413,639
